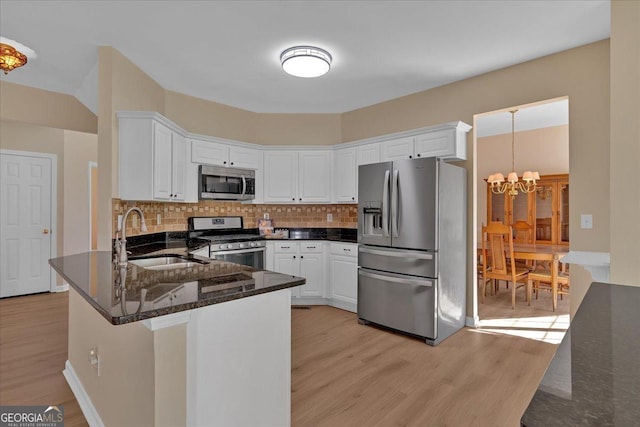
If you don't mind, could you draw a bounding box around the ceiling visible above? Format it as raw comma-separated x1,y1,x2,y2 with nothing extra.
0,1,609,114
476,99,569,138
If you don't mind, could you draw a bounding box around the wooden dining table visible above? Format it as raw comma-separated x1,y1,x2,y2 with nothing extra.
479,243,569,311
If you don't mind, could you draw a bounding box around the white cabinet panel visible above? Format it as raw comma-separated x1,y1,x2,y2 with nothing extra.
264,151,298,203
357,143,381,166
152,122,174,200
299,253,324,297
191,140,229,166
171,133,186,200
333,148,357,203
298,151,332,203
381,136,415,161
414,130,455,159
330,256,358,309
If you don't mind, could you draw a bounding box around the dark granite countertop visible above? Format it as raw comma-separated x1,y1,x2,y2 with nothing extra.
49,251,305,325
265,227,357,243
521,282,640,426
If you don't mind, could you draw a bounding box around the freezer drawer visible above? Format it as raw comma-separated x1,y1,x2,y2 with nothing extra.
358,268,436,339
358,245,436,278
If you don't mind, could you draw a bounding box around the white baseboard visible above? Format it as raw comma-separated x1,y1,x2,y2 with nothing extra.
63,360,105,427
329,299,357,313
465,315,479,328
54,282,69,293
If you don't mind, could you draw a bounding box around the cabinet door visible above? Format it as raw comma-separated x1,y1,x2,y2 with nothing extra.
171,132,186,200
414,130,454,159
298,151,332,203
381,136,414,161
299,253,324,297
330,255,358,308
333,148,357,203
153,122,174,200
557,179,569,245
190,139,229,166
357,143,381,166
264,151,298,203
534,181,555,244
487,188,507,224
274,252,299,298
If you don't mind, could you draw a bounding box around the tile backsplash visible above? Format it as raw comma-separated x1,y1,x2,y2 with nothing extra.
113,199,358,237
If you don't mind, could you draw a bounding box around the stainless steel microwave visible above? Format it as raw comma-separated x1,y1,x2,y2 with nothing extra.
198,165,256,200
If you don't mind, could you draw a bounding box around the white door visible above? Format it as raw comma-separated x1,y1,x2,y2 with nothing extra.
333,148,357,203
263,151,297,203
299,253,324,297
1,152,54,297
298,151,332,203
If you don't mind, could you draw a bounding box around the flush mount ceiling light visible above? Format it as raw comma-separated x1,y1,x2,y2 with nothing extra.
0,37,36,75
280,46,332,78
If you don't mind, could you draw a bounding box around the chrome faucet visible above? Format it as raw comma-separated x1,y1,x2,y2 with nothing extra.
114,207,147,268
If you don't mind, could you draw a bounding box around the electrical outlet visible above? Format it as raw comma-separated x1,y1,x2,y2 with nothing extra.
157,213,162,225
581,214,593,229
327,213,333,222
264,213,269,220
88,347,101,376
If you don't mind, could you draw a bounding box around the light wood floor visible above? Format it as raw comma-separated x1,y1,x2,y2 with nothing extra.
1,292,564,427
0,292,87,426
478,280,570,320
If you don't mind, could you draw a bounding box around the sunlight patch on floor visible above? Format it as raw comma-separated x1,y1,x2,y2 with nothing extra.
476,314,570,344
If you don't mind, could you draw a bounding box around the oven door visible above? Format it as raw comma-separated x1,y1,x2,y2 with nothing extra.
208,247,265,270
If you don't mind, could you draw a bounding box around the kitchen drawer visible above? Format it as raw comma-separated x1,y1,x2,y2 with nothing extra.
299,242,324,253
330,243,357,257
274,242,297,253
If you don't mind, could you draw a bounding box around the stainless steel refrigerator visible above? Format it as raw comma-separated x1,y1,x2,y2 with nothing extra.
357,157,466,346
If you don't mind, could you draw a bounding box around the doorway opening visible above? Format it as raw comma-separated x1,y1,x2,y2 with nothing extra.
89,162,98,251
473,97,570,343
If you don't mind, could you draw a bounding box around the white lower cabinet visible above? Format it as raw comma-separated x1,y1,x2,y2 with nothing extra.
266,240,358,312
272,241,325,302
328,243,358,312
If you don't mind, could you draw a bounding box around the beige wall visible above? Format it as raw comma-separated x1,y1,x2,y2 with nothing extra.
164,90,257,142
342,40,610,318
256,113,342,145
0,120,65,264
610,0,640,286
63,130,98,255
0,81,97,133
477,125,569,235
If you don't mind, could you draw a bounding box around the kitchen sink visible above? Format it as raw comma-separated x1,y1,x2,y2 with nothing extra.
129,254,209,270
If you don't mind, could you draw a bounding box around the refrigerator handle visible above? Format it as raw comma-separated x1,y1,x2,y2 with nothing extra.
391,169,399,238
382,170,390,237
359,269,434,287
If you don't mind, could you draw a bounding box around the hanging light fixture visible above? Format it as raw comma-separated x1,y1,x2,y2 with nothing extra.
487,110,539,198
280,46,332,78
0,42,27,74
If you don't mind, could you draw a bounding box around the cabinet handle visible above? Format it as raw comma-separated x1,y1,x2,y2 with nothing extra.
344,248,351,252
293,255,296,259
292,198,295,201
299,198,302,201
352,197,355,200
300,255,304,259
409,155,413,159
231,162,234,165
223,161,227,164
417,154,421,157
307,246,316,249
281,246,290,249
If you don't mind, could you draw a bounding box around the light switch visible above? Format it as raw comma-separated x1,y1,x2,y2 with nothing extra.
157,214,162,225
581,214,593,229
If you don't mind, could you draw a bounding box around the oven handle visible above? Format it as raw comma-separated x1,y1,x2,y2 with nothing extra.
209,247,266,257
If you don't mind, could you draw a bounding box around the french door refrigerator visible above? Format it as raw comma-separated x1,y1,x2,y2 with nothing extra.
357,157,466,346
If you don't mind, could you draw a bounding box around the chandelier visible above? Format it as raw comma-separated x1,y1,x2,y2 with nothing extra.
0,42,28,74
487,109,539,198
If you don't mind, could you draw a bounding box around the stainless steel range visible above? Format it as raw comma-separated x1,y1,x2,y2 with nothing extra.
188,216,265,269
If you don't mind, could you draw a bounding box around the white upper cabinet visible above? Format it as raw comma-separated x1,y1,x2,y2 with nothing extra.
298,151,332,203
264,151,298,203
264,150,331,203
381,136,415,161
379,122,471,162
357,143,381,166
190,140,229,166
119,113,192,202
333,147,357,203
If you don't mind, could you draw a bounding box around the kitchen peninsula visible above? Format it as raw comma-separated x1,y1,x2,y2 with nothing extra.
49,250,304,427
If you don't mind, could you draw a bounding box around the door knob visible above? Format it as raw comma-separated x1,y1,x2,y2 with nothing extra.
43,229,50,234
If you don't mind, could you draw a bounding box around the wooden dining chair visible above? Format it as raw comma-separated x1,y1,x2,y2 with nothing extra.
512,220,534,244
481,221,530,309
527,258,570,312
